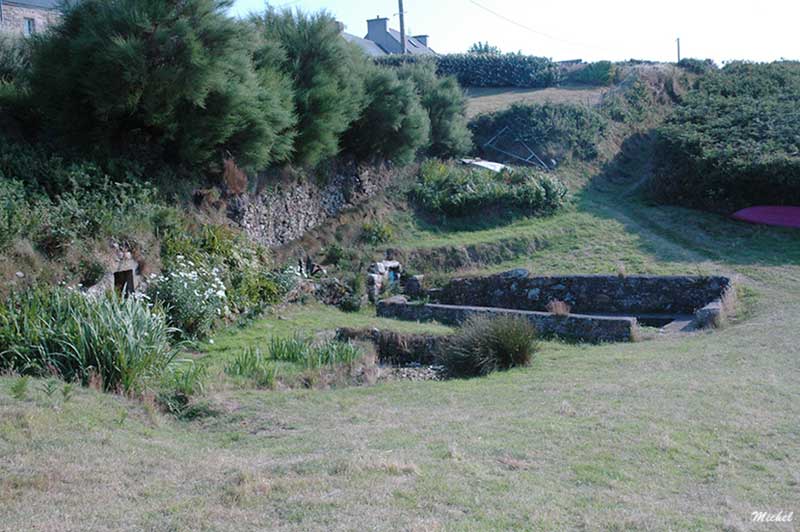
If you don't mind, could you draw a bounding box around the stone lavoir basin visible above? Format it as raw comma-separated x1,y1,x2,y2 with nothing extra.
378,269,734,343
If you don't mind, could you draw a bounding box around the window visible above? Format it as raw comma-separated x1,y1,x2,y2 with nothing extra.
24,18,36,37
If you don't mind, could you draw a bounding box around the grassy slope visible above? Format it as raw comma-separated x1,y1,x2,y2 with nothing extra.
2,179,799,531
465,85,606,118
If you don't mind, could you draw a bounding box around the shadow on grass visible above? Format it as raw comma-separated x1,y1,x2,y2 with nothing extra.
583,140,800,268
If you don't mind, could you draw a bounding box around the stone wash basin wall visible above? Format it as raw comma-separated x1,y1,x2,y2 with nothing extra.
376,270,733,343
433,270,731,316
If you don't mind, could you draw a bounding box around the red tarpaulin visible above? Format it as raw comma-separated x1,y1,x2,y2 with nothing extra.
731,206,800,229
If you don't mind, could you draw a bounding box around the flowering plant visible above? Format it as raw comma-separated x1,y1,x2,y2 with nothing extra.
146,256,229,340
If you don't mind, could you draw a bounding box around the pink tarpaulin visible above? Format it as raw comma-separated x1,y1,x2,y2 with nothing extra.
731,206,800,229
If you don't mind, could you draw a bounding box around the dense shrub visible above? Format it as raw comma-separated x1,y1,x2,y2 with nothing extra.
360,221,394,246
470,102,607,161
0,179,27,252
397,61,473,158
342,66,430,164
0,287,178,394
155,222,295,336
677,58,717,75
28,0,289,170
0,33,30,83
0,147,166,256
413,160,568,217
439,315,538,378
146,256,229,341
566,61,618,86
252,8,367,167
651,61,800,211
600,79,652,123
378,53,560,88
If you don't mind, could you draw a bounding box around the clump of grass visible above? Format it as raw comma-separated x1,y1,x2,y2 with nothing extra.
0,287,178,395
225,347,277,389
41,379,59,399
439,315,539,378
10,376,29,400
267,336,311,363
61,383,74,403
546,299,571,316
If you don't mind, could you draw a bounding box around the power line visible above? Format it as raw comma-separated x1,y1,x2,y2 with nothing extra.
467,0,674,54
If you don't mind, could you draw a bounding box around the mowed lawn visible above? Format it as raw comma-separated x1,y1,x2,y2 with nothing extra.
465,85,606,118
2,188,799,531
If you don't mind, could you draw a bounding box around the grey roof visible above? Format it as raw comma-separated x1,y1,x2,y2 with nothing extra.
343,32,388,57
387,29,436,55
4,0,61,8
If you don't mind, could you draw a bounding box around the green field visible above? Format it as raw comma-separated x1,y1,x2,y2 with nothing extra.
3,175,799,530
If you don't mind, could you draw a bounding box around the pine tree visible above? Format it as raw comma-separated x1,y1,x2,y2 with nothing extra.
251,8,368,167
28,0,293,171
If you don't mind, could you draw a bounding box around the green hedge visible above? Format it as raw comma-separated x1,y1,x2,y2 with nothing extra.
377,54,560,88
413,159,567,217
565,61,618,86
470,102,607,161
651,61,800,211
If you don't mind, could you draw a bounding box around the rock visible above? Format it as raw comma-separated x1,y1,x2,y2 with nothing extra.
403,275,425,299
499,268,530,279
527,288,540,300
15,271,24,279
367,273,384,303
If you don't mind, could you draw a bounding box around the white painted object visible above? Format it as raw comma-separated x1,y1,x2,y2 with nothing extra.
460,158,510,173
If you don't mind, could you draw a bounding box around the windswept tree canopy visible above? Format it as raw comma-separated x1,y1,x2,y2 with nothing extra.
29,0,295,170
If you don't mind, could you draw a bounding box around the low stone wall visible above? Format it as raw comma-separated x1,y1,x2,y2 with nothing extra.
434,270,731,316
377,296,637,343
227,166,392,248
336,327,444,365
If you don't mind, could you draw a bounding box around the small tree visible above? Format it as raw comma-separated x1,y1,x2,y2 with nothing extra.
468,41,501,55
342,65,430,164
399,61,472,158
251,8,368,167
28,0,291,170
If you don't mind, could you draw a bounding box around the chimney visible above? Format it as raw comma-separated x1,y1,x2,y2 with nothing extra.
414,35,429,47
366,16,388,39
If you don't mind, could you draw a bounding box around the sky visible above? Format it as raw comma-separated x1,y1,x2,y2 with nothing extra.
230,0,800,64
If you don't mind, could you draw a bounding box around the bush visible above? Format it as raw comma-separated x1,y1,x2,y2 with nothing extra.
0,179,27,252
397,61,473,158
252,8,367,167
439,315,538,378
566,61,618,86
651,61,800,211
470,102,607,161
378,54,560,88
0,33,30,84
28,0,290,170
342,65,430,164
677,58,717,75
0,287,178,394
147,256,229,341
413,160,568,217
360,221,394,246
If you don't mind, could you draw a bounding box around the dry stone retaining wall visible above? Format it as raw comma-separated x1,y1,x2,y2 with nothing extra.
227,167,392,248
434,270,731,315
377,296,638,343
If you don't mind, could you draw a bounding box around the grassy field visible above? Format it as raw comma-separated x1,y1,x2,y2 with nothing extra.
2,170,799,530
465,85,606,118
